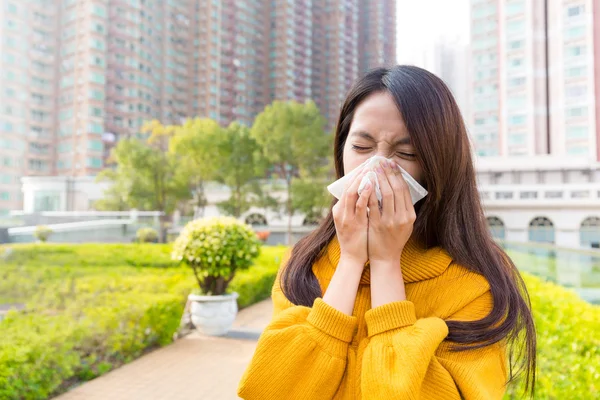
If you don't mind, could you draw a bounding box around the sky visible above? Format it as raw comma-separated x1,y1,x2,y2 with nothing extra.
395,0,471,66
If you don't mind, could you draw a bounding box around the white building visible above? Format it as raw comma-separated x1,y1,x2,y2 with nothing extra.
476,155,600,248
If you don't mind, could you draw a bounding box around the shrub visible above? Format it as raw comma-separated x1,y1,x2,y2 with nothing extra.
0,243,286,399
505,272,600,399
231,246,287,308
172,216,261,295
136,227,159,243
34,225,52,242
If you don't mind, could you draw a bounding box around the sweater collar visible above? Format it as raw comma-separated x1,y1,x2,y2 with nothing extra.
320,235,453,285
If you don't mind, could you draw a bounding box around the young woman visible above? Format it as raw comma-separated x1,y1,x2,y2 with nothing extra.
238,65,536,399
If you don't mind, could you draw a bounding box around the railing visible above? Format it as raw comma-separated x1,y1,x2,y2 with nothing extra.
480,184,600,206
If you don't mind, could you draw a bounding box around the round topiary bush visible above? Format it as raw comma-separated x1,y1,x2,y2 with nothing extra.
34,225,52,243
171,216,261,296
136,227,159,243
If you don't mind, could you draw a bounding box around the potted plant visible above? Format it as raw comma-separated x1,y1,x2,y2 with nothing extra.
172,216,261,336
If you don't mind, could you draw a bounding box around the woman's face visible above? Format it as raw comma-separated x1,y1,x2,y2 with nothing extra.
342,91,425,185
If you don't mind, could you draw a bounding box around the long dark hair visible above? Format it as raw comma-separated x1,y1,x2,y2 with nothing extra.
281,66,536,396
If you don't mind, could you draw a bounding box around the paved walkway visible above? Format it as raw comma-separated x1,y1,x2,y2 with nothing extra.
54,299,273,400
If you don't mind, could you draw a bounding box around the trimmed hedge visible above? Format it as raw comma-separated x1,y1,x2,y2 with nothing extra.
0,243,287,400
505,272,600,399
230,246,287,308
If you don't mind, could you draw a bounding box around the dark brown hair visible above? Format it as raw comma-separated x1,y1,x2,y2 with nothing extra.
281,66,536,396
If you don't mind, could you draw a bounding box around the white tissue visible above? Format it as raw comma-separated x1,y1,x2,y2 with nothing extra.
327,156,428,206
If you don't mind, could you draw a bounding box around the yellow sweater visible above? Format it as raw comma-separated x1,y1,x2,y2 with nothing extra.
238,237,508,399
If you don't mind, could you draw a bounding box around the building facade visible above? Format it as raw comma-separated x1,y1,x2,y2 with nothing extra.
0,0,396,215
470,0,600,160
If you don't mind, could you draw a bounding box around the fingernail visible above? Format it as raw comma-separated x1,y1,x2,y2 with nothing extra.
388,160,396,168
364,181,371,190
376,166,384,174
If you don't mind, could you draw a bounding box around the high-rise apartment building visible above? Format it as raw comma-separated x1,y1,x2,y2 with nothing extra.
0,0,59,214
0,0,395,214
470,0,599,161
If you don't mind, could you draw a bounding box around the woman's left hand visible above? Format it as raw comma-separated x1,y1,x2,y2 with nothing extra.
367,159,416,265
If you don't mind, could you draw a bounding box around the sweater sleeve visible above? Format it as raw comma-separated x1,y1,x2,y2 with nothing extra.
237,269,357,400
361,291,507,400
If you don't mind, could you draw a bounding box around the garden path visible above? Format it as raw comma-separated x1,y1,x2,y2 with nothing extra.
53,298,273,400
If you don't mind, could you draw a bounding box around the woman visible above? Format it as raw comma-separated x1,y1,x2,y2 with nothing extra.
237,65,536,399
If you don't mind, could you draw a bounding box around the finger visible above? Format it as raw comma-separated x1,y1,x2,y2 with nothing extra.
367,182,381,222
343,169,368,216
376,161,395,217
384,160,408,217
400,173,417,220
355,180,371,222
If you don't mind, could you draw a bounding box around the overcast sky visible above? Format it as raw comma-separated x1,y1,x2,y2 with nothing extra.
396,0,471,65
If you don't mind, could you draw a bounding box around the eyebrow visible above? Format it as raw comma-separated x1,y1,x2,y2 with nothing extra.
350,131,412,146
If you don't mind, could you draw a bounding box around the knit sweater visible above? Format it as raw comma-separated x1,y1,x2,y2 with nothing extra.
237,236,508,400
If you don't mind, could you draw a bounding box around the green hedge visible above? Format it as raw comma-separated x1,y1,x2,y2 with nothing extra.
230,246,287,308
505,273,600,399
0,243,287,400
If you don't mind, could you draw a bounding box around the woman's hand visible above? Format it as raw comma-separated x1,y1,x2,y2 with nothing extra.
367,159,416,264
367,159,415,307
332,169,373,267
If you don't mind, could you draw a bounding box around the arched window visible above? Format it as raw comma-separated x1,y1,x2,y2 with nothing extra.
486,216,505,240
528,217,555,244
244,213,268,226
580,217,600,248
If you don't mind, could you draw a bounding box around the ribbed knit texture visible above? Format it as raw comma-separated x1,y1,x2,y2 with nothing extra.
237,237,508,400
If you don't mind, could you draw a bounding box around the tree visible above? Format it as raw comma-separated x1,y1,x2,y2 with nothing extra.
94,169,130,211
168,118,222,219
251,100,329,244
214,122,265,217
98,137,189,242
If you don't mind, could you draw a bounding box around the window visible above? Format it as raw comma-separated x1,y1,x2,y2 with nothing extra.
506,19,525,33
91,107,103,117
566,126,588,139
566,85,586,99
93,4,106,17
509,77,526,87
89,89,104,101
507,95,526,109
88,140,103,151
508,133,526,145
566,146,588,155
509,58,524,68
566,66,586,77
88,122,103,134
566,107,587,118
506,1,524,15
566,5,584,17
0,192,10,201
91,38,105,51
508,40,524,50
91,72,105,84
565,26,585,38
509,115,526,125
566,45,586,57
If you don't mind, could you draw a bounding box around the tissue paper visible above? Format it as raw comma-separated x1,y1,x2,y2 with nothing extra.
327,156,428,206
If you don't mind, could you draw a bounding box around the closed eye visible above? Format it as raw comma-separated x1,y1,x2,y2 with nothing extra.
352,145,371,152
397,152,416,159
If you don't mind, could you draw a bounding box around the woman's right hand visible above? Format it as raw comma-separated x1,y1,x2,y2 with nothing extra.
332,170,373,266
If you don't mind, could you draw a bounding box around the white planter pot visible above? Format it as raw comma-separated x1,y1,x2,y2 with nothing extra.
188,292,239,336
